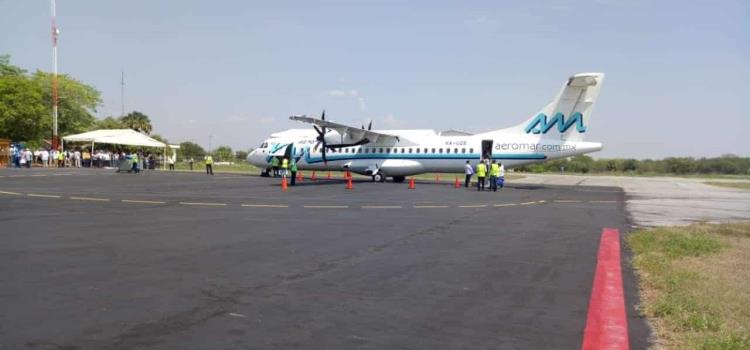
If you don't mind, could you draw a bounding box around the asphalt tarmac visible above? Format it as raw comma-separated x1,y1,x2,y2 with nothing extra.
0,168,649,349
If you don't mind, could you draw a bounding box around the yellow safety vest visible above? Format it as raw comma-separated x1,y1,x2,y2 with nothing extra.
205,156,213,165
490,163,500,177
476,163,487,177
281,158,289,169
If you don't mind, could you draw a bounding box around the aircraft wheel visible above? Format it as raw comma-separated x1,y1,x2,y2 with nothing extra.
392,176,405,183
373,173,384,182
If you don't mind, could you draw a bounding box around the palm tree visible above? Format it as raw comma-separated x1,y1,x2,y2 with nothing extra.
119,111,153,134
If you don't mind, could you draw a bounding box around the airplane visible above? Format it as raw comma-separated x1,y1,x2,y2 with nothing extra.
247,72,605,183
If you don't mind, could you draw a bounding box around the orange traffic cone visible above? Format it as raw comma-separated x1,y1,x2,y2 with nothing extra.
311,171,317,181
454,176,461,188
297,171,303,182
281,177,288,192
436,174,441,182
327,171,332,180
408,178,416,189
346,177,353,190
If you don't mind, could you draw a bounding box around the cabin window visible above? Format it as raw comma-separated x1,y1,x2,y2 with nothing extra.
462,148,466,153
408,148,413,153
439,148,443,153
470,148,474,154
431,148,435,153
446,148,450,154
357,148,362,153
424,148,428,153
379,148,383,153
416,148,420,154
401,148,405,154
454,148,458,153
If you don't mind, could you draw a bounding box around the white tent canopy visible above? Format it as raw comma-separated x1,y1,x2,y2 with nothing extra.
62,129,166,148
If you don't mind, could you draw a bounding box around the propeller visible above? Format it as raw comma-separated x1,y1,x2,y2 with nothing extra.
313,110,328,164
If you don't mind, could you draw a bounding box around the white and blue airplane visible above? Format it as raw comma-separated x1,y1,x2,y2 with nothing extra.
247,73,605,183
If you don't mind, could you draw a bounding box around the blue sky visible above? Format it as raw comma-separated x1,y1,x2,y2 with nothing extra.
1,0,747,158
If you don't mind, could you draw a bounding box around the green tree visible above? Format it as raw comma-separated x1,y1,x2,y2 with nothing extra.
149,134,169,144
32,71,101,135
0,74,48,141
0,55,26,76
120,111,153,134
91,116,124,130
178,141,205,160
235,150,249,161
213,145,233,161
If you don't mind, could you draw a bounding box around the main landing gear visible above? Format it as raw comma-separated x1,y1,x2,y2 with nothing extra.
371,174,405,183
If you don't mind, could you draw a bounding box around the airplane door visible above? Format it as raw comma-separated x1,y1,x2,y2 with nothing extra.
481,140,493,159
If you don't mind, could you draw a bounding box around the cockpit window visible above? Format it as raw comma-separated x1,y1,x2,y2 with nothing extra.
260,142,268,148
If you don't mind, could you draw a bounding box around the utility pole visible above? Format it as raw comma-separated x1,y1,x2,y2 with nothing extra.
121,70,125,116
51,0,60,149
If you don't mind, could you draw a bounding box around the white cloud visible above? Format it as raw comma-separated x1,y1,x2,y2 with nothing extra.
382,114,402,128
225,115,248,123
329,89,348,97
329,89,367,111
182,119,199,127
258,116,275,125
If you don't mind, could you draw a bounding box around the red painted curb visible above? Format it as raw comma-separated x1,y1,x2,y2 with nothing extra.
582,228,629,350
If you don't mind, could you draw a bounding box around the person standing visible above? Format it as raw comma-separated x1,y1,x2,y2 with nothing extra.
82,149,91,167
189,157,194,171
289,158,298,186
464,160,473,188
475,160,487,191
204,154,214,175
280,157,289,179
489,160,500,192
498,162,506,189
74,149,81,168
167,154,175,171
131,152,140,174
271,156,280,177
41,149,49,168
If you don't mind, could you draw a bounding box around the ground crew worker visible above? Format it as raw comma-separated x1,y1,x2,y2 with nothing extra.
204,154,214,175
289,159,298,186
464,160,473,188
131,152,139,174
498,162,506,188
489,160,500,192
271,156,280,177
475,160,487,191
281,157,289,178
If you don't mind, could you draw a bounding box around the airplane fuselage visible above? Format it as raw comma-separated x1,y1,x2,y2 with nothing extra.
247,129,602,179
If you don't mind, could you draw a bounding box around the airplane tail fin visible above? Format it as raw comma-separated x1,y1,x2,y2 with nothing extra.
506,73,605,142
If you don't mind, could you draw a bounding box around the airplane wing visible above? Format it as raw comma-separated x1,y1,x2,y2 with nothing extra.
289,115,411,145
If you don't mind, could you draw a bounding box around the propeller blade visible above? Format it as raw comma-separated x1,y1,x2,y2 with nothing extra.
321,110,326,121
368,120,372,130
321,146,327,164
313,125,323,136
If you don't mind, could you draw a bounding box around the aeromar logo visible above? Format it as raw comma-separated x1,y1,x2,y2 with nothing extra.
524,112,586,134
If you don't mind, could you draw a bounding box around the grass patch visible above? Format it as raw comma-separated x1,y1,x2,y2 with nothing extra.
627,222,750,349
704,181,750,190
